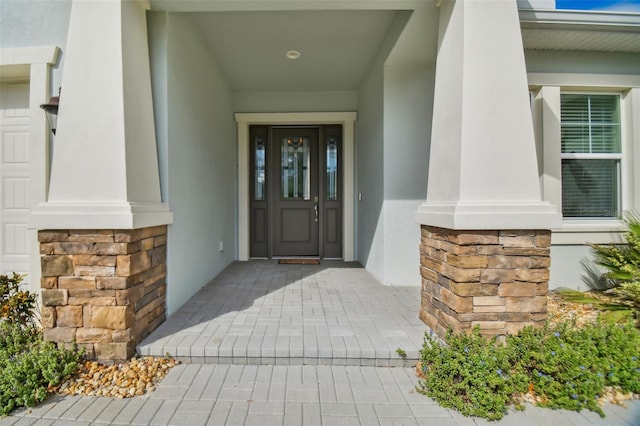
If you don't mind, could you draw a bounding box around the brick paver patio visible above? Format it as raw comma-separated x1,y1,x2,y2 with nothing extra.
137,261,424,366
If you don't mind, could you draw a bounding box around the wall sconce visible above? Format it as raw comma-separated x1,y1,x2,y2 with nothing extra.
40,90,60,135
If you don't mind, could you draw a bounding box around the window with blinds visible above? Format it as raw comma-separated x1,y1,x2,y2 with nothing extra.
560,94,621,218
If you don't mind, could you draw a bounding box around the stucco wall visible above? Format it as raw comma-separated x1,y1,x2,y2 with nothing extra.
0,0,71,94
525,50,640,75
233,91,358,113
549,245,595,290
356,13,434,287
356,44,385,283
380,65,434,286
383,65,432,201
149,12,236,315
148,12,169,203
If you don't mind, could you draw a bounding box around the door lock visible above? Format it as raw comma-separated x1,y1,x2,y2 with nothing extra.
314,205,319,222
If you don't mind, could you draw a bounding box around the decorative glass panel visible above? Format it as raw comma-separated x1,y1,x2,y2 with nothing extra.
327,136,338,200
562,159,619,218
255,136,266,201
281,137,310,200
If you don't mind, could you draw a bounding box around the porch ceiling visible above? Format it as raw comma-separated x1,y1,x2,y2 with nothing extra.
189,10,399,91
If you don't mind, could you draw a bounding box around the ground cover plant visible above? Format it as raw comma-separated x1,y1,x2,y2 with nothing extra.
417,322,640,421
0,273,82,416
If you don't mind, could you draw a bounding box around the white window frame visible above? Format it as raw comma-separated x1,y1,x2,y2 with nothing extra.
559,92,623,219
529,73,640,245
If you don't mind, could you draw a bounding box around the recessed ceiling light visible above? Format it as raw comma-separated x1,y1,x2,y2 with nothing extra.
286,50,301,59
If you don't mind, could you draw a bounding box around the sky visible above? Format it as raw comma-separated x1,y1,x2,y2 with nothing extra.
556,0,640,11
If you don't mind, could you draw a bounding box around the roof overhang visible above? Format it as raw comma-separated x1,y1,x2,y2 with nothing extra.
519,9,640,53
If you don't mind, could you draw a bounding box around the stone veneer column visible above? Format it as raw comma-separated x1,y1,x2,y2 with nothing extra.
419,226,550,338
38,226,167,362
414,0,561,337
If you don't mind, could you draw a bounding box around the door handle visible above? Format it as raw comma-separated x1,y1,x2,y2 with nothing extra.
314,205,319,222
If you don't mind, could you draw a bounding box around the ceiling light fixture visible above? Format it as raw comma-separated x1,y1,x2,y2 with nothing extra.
286,50,301,59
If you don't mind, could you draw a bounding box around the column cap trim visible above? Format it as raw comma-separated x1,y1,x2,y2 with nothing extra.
415,201,562,230
29,202,173,230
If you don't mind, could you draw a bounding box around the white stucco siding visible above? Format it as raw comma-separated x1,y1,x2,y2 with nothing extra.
49,1,127,204
357,30,385,282
233,91,358,113
357,12,433,287
122,0,164,205
459,2,541,204
0,0,71,97
383,64,433,200
525,50,640,76
148,12,169,203
383,200,421,286
549,245,595,291
160,13,236,315
377,63,434,287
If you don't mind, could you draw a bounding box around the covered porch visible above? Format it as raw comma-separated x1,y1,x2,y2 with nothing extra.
31,0,559,362
137,261,426,366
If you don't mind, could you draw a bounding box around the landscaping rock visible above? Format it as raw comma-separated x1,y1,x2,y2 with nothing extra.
52,356,178,398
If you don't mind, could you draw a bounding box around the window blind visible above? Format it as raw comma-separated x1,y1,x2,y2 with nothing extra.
561,159,619,218
561,94,621,154
560,94,621,218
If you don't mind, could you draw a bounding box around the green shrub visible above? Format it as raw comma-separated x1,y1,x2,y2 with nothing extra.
590,212,640,313
0,273,83,416
610,283,640,311
0,321,82,416
418,329,519,420
418,322,640,421
0,273,37,325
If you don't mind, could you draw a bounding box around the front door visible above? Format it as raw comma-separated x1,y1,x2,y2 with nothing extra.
249,125,342,258
272,128,319,256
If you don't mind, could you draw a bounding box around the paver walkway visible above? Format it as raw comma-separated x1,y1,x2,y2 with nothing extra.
2,261,640,425
138,261,424,366
3,364,639,425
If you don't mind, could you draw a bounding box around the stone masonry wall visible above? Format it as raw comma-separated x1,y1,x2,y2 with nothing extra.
420,226,551,338
38,226,167,362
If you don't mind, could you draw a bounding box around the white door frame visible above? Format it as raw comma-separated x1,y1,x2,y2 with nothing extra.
235,112,356,261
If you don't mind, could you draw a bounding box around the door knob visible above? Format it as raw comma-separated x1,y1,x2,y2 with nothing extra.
314,205,319,222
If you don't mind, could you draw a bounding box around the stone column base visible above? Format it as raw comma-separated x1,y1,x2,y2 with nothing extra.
419,226,550,338
38,226,167,362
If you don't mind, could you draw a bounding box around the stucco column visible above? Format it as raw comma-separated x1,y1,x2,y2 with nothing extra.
416,0,559,228
30,0,172,229
415,0,561,337
28,0,172,361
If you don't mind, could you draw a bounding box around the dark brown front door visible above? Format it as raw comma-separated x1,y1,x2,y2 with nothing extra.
249,125,342,259
272,128,319,256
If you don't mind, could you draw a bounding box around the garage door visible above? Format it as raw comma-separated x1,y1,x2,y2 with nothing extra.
0,82,31,283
